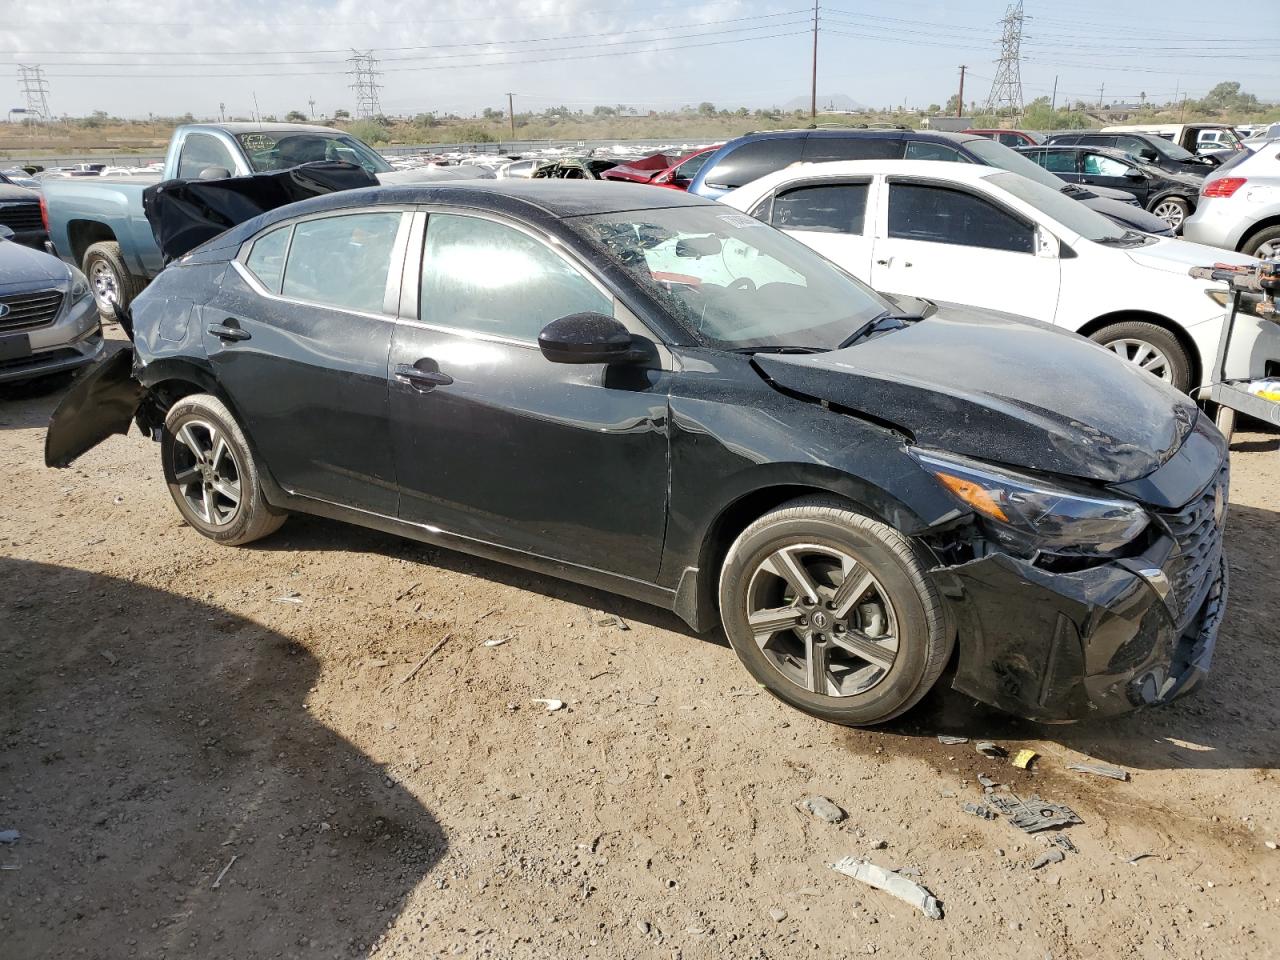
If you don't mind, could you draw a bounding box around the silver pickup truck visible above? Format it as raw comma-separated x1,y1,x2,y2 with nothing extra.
43,122,484,315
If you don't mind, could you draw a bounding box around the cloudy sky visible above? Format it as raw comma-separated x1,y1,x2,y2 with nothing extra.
2,0,1274,120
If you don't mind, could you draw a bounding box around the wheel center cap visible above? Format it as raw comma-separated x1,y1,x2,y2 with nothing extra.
811,610,830,630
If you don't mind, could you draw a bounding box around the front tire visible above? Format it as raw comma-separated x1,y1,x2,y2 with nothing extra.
1241,224,1280,261
161,394,285,546
718,497,951,726
1089,320,1193,392
82,240,143,318
1150,196,1191,232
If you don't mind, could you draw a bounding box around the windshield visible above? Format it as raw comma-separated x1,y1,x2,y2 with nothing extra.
235,132,392,175
963,137,1077,191
1145,137,1197,162
987,172,1133,244
576,206,892,351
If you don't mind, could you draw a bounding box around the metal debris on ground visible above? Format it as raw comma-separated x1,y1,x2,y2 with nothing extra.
271,593,303,604
937,735,969,745
988,793,1083,833
975,741,1006,758
0,830,19,844
1050,834,1077,854
593,612,630,630
482,637,509,648
800,795,847,824
532,698,566,712
1031,848,1066,870
1068,762,1130,781
1012,749,1039,770
830,856,943,920
1125,852,1156,865
392,633,454,688
977,774,997,790
211,854,238,889
963,802,997,820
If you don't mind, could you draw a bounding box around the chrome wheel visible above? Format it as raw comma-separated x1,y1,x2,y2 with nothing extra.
171,419,242,526
745,543,899,698
1257,238,1280,259
1106,338,1173,382
1152,200,1187,230
88,259,120,312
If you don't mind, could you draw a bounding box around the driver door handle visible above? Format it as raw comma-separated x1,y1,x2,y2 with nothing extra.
208,320,251,342
395,361,454,391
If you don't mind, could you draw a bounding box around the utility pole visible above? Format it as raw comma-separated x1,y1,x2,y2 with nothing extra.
983,1,1025,123
252,90,261,123
810,0,819,119
308,97,316,119
1180,93,1188,122
1097,82,1105,110
1050,75,1059,112
506,92,516,138
957,65,967,117
347,50,383,120
16,65,52,122
218,102,226,122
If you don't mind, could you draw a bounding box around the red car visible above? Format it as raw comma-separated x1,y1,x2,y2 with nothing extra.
601,146,720,191
962,129,1043,148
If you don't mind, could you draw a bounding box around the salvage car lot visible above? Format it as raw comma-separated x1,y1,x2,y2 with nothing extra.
2,331,1278,958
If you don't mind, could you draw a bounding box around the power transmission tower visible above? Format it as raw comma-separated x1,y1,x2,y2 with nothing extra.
347,50,383,120
983,1,1025,122
17,64,52,121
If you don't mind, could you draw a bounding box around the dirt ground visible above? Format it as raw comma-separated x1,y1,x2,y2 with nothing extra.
2,334,1278,960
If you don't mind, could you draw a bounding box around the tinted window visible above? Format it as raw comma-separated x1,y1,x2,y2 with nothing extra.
702,138,804,189
802,136,903,162
1083,154,1129,177
1078,135,1117,148
888,184,1034,253
1048,134,1081,145
995,133,1023,148
905,140,965,162
1036,151,1078,174
673,150,712,181
771,183,868,234
245,225,291,293
420,214,611,341
177,133,236,179
281,212,402,313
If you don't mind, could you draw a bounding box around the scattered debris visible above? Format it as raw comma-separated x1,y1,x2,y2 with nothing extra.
1125,852,1157,865
0,830,19,844
977,774,998,790
211,854,238,889
1050,834,1077,854
975,741,1006,758
1012,749,1039,770
1266,841,1277,851
99,650,118,666
869,839,888,850
635,920,650,935
769,907,788,922
532,698,565,712
482,637,509,648
394,581,422,602
1068,762,1130,782
937,735,969,745
593,612,630,630
831,856,943,920
799,796,847,824
729,689,760,698
1031,849,1066,870
988,793,1083,833
271,593,303,605
393,633,454,688
894,865,923,878
963,802,997,821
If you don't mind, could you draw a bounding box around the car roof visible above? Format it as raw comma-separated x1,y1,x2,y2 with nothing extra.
180,122,347,136
730,159,1003,194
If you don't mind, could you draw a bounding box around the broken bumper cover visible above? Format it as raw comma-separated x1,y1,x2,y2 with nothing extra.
934,546,1226,722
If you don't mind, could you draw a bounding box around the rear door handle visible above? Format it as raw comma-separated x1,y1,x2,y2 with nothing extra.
208,320,251,342
395,361,454,391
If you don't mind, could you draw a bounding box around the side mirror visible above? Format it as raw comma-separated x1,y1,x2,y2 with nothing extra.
1139,148,1158,161
1124,168,1147,181
0,225,14,242
198,166,232,180
539,312,640,365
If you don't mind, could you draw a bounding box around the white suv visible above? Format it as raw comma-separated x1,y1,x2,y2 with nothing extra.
1182,145,1280,260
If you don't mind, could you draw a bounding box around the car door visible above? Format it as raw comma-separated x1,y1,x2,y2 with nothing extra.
764,179,876,281
1080,152,1149,205
207,208,408,514
868,180,1061,323
1030,149,1086,188
387,210,671,581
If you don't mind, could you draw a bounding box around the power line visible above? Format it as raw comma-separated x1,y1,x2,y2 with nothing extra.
347,50,382,119
984,0,1025,120
16,64,52,120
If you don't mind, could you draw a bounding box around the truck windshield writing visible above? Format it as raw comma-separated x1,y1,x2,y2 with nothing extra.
234,132,392,175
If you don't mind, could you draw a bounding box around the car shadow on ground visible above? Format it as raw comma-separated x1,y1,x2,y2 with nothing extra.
0,557,444,958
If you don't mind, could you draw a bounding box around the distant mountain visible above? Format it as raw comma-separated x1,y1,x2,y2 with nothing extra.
781,94,870,112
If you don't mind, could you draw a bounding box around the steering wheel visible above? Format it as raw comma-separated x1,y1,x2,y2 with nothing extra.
729,277,757,293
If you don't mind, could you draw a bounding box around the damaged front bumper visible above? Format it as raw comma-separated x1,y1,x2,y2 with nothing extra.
933,539,1227,722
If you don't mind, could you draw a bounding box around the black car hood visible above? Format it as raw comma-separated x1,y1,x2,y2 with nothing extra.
1078,194,1172,235
754,304,1198,484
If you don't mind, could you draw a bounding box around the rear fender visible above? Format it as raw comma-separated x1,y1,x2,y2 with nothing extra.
44,346,152,467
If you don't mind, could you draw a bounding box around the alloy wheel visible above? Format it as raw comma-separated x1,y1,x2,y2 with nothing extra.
88,259,120,312
1106,338,1173,382
171,419,243,526
1151,200,1186,229
744,543,899,698
1257,238,1280,260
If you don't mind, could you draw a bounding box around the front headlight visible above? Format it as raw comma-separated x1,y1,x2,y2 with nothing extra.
912,450,1149,558
68,266,92,303
1206,287,1268,318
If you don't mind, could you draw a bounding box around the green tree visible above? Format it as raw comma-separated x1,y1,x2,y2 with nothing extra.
334,108,351,120
592,105,617,116
285,110,307,122
697,101,717,116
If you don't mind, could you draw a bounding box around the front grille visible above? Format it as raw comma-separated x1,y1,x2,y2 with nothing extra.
0,201,43,233
1160,461,1228,629
0,290,64,332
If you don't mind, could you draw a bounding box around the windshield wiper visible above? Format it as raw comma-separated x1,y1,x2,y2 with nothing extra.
1094,230,1148,247
729,345,826,355
836,312,921,349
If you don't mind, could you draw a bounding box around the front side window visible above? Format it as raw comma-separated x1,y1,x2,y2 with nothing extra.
672,150,713,182
245,225,291,293
420,214,611,341
1036,151,1078,174
177,133,237,180
1083,154,1130,177
577,206,891,351
280,212,403,313
771,183,868,235
888,183,1034,253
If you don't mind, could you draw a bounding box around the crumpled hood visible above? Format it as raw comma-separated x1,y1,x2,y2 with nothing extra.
0,240,69,288
1124,237,1256,277
754,304,1198,484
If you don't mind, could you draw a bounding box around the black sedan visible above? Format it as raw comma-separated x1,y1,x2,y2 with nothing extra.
1018,144,1204,231
46,181,1228,725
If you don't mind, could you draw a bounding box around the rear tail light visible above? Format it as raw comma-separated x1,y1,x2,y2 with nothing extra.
39,193,50,232
1203,177,1247,198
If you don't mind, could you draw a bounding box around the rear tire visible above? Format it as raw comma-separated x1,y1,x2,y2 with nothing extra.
1089,320,1193,392
718,496,951,727
82,241,144,318
161,393,285,546
1150,196,1191,232
1240,225,1280,261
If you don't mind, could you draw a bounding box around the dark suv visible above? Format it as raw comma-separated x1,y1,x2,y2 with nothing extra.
687,129,1173,235
1044,132,1220,177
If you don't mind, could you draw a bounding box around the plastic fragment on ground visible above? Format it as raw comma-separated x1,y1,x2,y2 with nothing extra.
1031,848,1066,869
975,741,1006,758
963,802,997,820
1068,762,1130,781
988,793,1083,833
830,856,943,920
1012,749,1038,769
937,735,969,745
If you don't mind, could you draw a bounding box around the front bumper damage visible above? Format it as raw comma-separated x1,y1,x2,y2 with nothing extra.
933,540,1226,722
